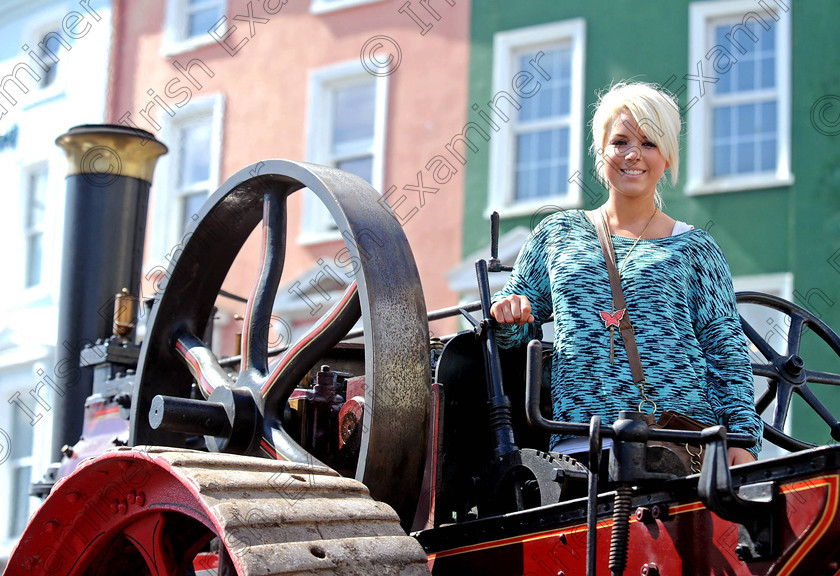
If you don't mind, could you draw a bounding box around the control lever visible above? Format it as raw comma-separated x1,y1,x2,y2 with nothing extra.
488,211,513,273
697,427,780,560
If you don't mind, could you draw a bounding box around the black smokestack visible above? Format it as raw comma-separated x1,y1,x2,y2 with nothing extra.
52,124,166,460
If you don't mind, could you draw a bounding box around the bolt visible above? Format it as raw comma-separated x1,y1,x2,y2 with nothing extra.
784,354,804,374
115,393,131,408
558,532,567,545
61,445,75,458
651,504,668,519
641,563,659,576
635,507,654,523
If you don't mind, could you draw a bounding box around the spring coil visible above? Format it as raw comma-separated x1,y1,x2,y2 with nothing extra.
609,483,634,575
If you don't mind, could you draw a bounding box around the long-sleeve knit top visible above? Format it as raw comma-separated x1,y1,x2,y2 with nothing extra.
494,210,763,457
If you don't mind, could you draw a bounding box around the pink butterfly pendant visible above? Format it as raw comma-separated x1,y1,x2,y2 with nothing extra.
600,309,625,328
600,309,625,363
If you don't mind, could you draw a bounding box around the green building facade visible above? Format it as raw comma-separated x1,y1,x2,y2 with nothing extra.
459,0,840,446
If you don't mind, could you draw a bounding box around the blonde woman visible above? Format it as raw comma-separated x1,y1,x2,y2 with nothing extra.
491,82,761,466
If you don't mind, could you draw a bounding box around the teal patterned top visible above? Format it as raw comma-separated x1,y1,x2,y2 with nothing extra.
494,210,763,457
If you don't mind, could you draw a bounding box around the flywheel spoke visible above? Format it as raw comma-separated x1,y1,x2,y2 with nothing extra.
175,331,235,398
797,384,840,429
121,512,182,576
754,382,777,415
262,282,360,400
242,192,287,375
740,316,780,362
805,369,840,386
771,383,794,430
752,363,779,379
786,314,805,356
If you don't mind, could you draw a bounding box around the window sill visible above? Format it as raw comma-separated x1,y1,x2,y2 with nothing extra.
22,85,65,110
685,173,795,196
161,33,219,58
485,194,582,221
310,0,386,15
297,229,343,246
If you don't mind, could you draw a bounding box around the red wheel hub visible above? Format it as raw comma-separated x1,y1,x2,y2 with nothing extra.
6,448,225,576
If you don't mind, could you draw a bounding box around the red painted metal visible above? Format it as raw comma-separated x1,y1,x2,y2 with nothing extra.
5,449,219,576
427,474,840,575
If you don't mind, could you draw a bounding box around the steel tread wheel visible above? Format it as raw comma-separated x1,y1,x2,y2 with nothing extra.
5,447,430,575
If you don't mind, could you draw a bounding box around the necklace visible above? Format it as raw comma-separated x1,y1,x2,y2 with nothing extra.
600,206,658,276
599,206,658,364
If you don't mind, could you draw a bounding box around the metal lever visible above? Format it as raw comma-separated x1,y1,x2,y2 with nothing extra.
476,258,518,459
488,211,513,273
697,426,779,560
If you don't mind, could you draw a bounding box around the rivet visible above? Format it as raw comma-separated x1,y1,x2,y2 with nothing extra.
66,492,80,503
44,521,59,533
136,492,146,506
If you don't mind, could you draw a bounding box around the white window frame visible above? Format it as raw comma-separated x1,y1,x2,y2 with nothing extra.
487,19,586,219
19,7,69,107
310,0,387,14
162,0,226,56
0,365,47,549
687,0,793,195
150,94,224,267
301,60,387,244
21,163,49,292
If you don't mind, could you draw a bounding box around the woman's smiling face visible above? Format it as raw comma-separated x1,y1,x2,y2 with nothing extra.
601,110,669,201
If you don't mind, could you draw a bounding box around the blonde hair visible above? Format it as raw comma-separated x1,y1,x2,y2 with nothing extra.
590,81,681,200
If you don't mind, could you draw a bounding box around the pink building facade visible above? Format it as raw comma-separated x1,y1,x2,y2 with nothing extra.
107,0,470,351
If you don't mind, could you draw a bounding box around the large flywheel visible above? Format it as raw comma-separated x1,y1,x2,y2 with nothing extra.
737,291,840,451
129,160,431,525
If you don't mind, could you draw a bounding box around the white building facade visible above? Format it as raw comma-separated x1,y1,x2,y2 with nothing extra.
0,0,112,560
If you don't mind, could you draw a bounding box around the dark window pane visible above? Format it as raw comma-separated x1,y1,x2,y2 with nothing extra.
336,156,373,184
178,121,211,188
713,142,731,177
332,82,375,154
26,170,47,228
187,4,224,38
514,127,568,201
39,63,57,89
25,234,43,288
182,192,206,232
